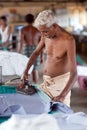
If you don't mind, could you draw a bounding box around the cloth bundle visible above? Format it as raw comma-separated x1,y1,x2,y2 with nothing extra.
0,95,26,117
0,114,59,130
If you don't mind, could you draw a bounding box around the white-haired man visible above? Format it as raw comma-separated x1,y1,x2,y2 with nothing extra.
21,10,77,106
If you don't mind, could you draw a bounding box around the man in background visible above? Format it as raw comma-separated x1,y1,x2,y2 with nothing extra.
18,14,43,83
0,16,12,50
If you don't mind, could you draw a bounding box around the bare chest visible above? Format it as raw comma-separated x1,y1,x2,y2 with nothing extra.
45,39,66,58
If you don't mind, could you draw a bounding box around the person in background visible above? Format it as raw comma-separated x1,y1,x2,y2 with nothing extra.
21,10,77,107
18,14,43,84
0,16,12,50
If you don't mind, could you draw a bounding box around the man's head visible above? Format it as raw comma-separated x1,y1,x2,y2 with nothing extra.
34,10,58,38
0,16,7,26
25,14,34,24
34,10,57,28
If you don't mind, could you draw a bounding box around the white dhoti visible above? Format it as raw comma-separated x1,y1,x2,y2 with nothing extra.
40,72,71,106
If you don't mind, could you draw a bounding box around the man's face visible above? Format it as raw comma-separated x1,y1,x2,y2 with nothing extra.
38,25,56,38
0,19,6,26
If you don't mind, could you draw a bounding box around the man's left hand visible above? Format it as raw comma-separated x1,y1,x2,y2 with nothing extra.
52,95,65,102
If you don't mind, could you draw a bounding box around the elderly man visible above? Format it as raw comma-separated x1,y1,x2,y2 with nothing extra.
21,10,77,106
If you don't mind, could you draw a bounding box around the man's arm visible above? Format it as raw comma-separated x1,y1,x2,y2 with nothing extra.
21,36,45,81
40,49,44,64
53,36,77,102
17,30,24,53
37,32,44,64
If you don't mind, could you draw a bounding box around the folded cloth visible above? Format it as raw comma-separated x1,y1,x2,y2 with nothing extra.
0,105,26,117
40,72,71,106
9,105,26,115
50,101,73,114
0,96,26,117
0,114,59,130
0,96,11,116
0,94,51,114
66,112,87,126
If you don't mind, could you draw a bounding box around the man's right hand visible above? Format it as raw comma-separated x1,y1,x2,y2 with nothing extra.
21,71,28,83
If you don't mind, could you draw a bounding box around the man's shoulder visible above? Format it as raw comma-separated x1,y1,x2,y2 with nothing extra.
21,25,28,30
21,25,39,32
63,31,74,41
20,26,26,32
63,34,75,47
21,26,30,34
32,26,40,32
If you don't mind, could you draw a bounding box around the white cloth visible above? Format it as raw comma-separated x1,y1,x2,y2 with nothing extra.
66,112,87,126
53,112,87,130
0,114,59,130
77,65,87,76
40,72,71,106
0,26,12,43
0,51,34,76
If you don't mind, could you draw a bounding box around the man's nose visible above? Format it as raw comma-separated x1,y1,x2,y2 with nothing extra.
44,32,48,36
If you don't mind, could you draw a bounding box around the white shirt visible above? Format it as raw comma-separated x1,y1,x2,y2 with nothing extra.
0,25,12,43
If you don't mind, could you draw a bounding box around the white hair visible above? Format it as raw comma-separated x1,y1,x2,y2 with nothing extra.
34,10,57,28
